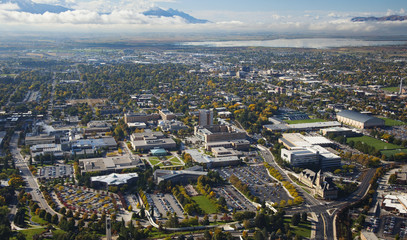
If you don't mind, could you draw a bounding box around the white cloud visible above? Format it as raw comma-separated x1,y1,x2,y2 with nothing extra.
0,3,406,37
0,3,19,11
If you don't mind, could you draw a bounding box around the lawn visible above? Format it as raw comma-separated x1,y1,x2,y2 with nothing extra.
382,86,400,92
149,159,161,166
18,228,66,239
30,215,48,225
347,135,402,150
284,217,311,238
192,195,217,214
285,118,326,124
380,149,407,157
169,156,183,165
378,117,406,126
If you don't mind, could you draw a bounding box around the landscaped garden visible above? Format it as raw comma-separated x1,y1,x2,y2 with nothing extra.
147,154,184,168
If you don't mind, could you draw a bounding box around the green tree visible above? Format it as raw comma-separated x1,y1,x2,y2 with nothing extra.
291,213,301,226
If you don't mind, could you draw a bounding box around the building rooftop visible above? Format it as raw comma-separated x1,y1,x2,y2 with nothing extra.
80,156,142,173
91,173,138,186
337,110,376,123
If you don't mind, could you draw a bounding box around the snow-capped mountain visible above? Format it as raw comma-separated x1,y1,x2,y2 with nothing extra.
0,0,71,14
143,7,209,24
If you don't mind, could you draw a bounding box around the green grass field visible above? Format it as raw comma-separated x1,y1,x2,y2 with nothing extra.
149,159,161,166
285,118,326,124
30,215,48,225
169,156,182,165
17,228,66,239
192,196,217,214
284,217,311,238
378,117,406,126
380,149,407,157
149,155,183,167
347,136,402,150
382,86,400,92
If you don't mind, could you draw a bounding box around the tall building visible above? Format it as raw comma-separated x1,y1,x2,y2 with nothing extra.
199,109,213,127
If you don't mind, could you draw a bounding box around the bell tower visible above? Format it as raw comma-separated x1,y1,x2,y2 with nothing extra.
106,216,111,240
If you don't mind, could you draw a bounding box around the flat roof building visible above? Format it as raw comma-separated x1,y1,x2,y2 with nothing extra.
320,127,360,137
336,110,384,129
195,124,246,143
278,133,335,149
281,148,319,167
130,129,176,151
154,166,207,184
263,121,341,132
84,121,112,134
25,134,56,146
159,109,176,121
279,133,341,168
124,113,160,124
91,173,138,188
79,156,143,174
184,149,241,168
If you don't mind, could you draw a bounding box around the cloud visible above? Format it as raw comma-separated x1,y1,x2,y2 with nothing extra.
0,9,189,25
0,3,406,37
0,3,19,10
386,8,406,16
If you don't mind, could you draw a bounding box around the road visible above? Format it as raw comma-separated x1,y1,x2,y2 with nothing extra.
10,131,61,218
257,145,376,240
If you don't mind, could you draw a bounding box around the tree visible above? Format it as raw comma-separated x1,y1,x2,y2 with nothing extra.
45,212,52,222
39,209,46,219
292,213,301,226
51,214,59,224
16,232,26,240
301,212,307,222
388,174,398,184
204,230,212,240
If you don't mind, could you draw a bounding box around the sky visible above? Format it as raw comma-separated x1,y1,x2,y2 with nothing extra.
160,0,405,14
0,0,406,37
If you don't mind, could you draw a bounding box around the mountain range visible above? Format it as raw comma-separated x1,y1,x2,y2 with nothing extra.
351,15,407,22
143,7,209,24
0,0,71,14
0,0,209,23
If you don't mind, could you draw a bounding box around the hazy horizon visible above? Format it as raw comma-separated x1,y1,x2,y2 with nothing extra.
0,0,406,37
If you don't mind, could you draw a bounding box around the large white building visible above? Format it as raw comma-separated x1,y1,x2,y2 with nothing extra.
281,148,319,167
336,110,384,129
279,133,341,168
91,173,138,188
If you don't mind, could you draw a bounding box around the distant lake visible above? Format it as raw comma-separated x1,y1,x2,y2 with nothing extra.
181,38,407,49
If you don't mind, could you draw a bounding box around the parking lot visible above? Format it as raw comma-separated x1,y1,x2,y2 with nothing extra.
150,193,184,218
217,165,291,204
55,184,122,214
212,185,256,212
377,215,407,238
38,164,74,179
